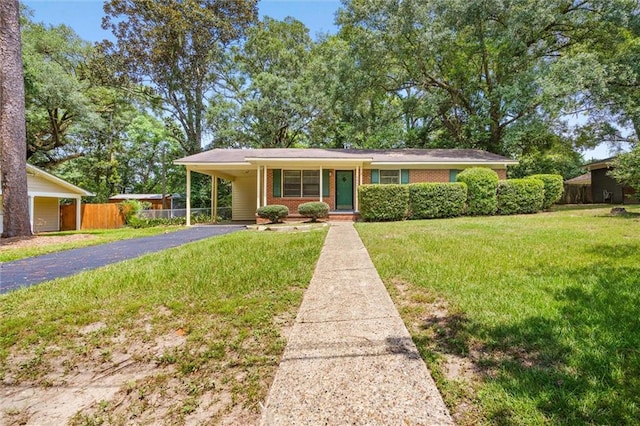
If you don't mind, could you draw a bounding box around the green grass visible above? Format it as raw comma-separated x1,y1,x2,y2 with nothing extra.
0,226,183,262
0,228,326,423
356,205,640,425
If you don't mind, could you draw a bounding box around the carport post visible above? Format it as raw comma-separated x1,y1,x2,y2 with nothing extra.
211,175,218,223
75,196,81,230
28,196,34,233
186,167,191,226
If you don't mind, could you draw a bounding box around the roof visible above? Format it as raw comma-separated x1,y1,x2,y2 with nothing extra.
175,148,518,166
110,194,171,200
585,156,616,171
16,164,93,196
565,172,591,185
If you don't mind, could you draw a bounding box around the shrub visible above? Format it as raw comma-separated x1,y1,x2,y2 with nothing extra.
456,168,499,216
297,202,330,222
496,178,545,215
358,184,409,221
257,204,289,223
528,174,564,209
408,182,467,219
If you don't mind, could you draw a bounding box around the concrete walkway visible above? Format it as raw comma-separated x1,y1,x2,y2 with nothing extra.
0,225,244,294
260,222,453,425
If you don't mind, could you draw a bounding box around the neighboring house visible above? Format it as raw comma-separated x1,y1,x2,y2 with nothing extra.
0,164,93,234
562,172,593,204
175,148,518,223
586,157,638,204
109,194,171,210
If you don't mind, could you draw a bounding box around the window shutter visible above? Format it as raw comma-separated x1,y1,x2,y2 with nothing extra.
273,169,281,197
401,169,410,184
323,169,330,197
371,169,379,184
449,169,461,182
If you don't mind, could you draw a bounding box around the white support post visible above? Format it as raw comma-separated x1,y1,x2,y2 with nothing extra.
186,167,192,226
28,196,35,233
263,165,267,207
319,166,323,203
213,175,218,223
75,197,82,230
355,166,361,212
256,165,261,210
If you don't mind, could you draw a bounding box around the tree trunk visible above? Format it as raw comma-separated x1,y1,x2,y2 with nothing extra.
1,0,32,237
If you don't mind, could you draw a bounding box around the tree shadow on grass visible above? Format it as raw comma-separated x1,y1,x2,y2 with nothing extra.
479,262,640,425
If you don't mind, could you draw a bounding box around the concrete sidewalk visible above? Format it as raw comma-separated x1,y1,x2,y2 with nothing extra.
260,222,453,425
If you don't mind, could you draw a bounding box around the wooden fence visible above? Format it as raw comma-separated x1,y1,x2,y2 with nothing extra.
60,203,126,231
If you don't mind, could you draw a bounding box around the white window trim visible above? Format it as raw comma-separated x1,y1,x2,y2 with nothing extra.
282,169,320,198
379,169,401,185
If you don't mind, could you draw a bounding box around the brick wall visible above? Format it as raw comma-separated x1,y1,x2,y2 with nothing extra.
266,169,336,213
409,169,450,183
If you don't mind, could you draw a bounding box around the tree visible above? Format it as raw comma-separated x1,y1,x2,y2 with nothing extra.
21,19,97,166
213,16,328,148
337,0,636,155
100,0,258,154
1,0,32,237
610,145,640,193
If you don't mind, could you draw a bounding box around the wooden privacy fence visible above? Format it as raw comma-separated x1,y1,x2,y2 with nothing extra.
60,203,126,231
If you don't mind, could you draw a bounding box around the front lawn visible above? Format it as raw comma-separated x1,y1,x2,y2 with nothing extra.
0,229,326,425
356,206,640,425
0,226,183,262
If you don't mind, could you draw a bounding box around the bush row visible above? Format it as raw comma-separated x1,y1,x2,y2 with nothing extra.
358,168,563,221
359,182,468,221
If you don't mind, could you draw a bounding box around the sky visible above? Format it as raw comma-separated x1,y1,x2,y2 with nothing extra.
22,0,614,160
23,0,341,42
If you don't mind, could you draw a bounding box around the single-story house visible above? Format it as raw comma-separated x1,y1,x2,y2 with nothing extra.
586,157,638,204
0,164,93,233
175,148,518,223
109,193,171,210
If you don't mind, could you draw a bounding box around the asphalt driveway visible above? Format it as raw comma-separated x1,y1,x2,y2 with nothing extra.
0,225,244,294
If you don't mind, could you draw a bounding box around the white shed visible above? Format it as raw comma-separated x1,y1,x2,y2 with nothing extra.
0,164,93,233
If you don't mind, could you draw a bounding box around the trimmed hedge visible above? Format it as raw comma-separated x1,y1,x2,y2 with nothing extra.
409,182,468,219
257,204,289,223
456,167,499,216
298,201,330,222
528,174,564,209
497,178,545,215
358,184,409,221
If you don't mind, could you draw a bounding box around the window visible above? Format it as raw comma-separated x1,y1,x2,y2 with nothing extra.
283,170,320,197
379,169,400,185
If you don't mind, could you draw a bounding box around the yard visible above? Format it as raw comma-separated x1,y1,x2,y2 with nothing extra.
356,205,640,425
0,229,326,425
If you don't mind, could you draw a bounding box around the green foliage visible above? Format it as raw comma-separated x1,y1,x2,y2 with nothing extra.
610,147,640,193
496,179,545,215
358,184,409,222
101,0,258,154
529,174,564,209
118,200,148,225
508,150,585,180
456,168,499,216
257,205,289,223
408,183,467,219
127,214,212,229
297,202,329,222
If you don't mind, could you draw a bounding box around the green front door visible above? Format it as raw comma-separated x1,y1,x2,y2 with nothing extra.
336,170,354,210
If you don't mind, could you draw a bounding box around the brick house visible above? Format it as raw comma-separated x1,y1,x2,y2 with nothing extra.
174,148,518,223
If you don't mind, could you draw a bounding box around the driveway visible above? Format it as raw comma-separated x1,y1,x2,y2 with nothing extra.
0,225,244,294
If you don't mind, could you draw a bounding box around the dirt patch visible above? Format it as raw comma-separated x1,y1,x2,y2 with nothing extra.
387,278,484,424
0,234,95,251
0,319,274,426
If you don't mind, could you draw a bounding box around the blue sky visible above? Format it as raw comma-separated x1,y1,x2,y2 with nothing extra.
23,0,341,42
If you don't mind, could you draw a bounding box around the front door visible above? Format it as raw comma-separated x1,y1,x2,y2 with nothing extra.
335,170,354,210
